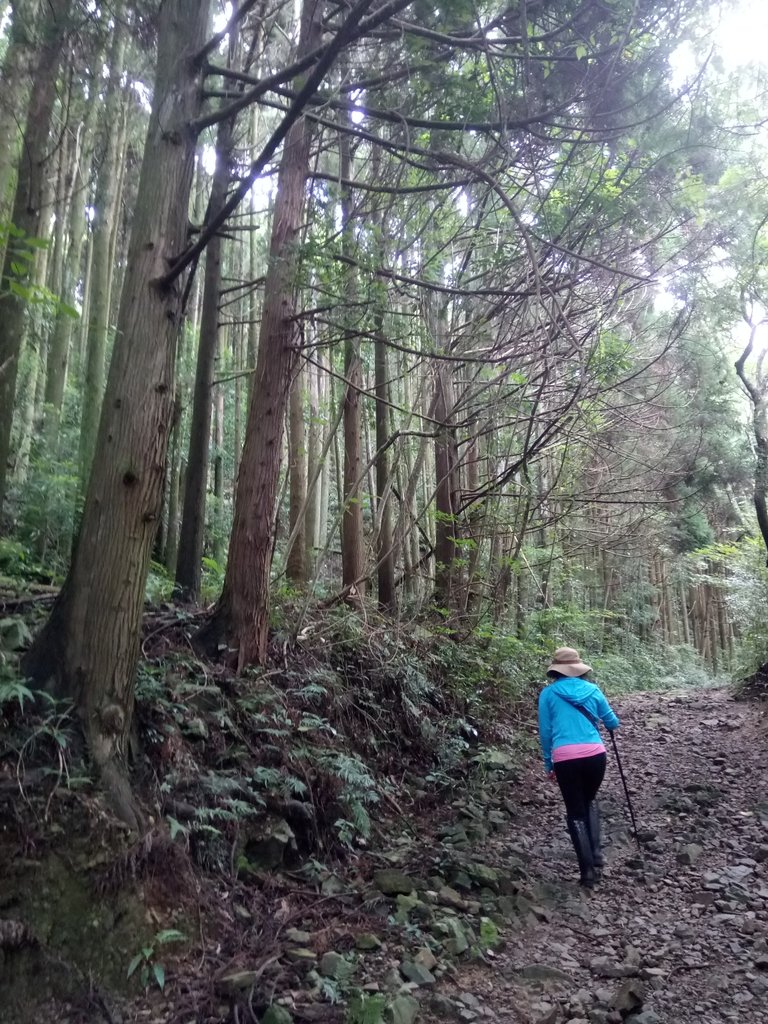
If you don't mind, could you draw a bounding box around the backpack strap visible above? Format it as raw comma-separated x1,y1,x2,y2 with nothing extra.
553,690,598,728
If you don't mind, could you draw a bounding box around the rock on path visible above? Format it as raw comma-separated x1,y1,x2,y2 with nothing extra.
425,687,768,1024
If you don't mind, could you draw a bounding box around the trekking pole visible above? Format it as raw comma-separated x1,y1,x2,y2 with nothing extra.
609,730,642,851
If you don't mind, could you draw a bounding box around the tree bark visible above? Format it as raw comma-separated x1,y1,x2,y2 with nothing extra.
433,361,458,609
340,131,365,602
42,86,97,451
305,344,321,573
374,306,394,610
175,115,233,599
77,21,127,493
0,0,70,518
199,0,322,668
213,342,225,566
0,0,40,241
23,0,212,828
286,357,308,582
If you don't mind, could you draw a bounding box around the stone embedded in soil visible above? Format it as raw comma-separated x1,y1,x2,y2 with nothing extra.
262,1007,293,1024
626,1013,662,1024
216,970,260,994
439,824,471,848
356,932,383,950
430,994,457,1019
414,947,438,971
611,980,645,1015
432,916,470,956
243,816,297,870
320,873,347,895
375,869,418,895
533,1004,558,1024
387,993,420,1024
320,951,353,979
721,864,754,883
516,962,574,984
466,863,500,890
438,886,467,910
676,843,704,866
283,948,318,966
400,959,436,985
590,957,639,979
477,917,499,948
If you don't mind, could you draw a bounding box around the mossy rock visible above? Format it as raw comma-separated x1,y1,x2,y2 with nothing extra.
0,847,158,1021
374,869,417,895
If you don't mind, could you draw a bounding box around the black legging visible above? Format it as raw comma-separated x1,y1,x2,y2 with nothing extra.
554,753,606,818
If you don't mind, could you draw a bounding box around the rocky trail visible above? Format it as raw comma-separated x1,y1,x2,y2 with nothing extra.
419,687,768,1024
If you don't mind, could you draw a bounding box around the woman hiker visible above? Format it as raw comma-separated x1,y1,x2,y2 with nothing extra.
538,647,620,888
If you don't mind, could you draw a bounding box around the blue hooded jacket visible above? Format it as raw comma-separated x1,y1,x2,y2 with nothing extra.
538,675,620,772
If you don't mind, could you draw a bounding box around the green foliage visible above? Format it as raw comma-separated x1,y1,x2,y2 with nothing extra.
0,676,35,712
200,555,225,601
126,929,186,993
1,221,79,318
146,562,174,603
345,992,386,1024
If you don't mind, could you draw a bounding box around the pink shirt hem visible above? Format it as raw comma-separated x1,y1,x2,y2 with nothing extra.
553,742,606,763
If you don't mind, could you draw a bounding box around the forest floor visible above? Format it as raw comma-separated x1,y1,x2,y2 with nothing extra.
2,617,768,1024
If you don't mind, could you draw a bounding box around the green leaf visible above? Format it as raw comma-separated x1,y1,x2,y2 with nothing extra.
152,963,166,991
127,953,143,978
575,44,587,59
154,928,186,945
167,815,189,842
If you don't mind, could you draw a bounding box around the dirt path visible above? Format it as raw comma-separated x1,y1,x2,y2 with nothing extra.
429,687,768,1024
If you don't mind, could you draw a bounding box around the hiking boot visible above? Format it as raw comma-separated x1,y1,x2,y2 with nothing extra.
587,801,604,870
567,817,596,888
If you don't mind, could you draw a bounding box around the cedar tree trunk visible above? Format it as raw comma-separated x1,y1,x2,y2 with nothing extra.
175,115,233,600
23,0,211,827
0,0,70,517
199,0,322,668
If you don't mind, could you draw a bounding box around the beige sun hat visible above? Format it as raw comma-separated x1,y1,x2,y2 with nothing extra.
547,646,592,677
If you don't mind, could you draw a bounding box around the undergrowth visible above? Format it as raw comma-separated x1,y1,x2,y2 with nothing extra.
0,580,728,887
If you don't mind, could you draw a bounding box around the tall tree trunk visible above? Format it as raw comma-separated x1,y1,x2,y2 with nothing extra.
200,0,322,668
175,115,233,600
340,132,365,602
23,0,212,828
751,398,768,563
246,103,261,404
0,0,40,241
76,223,94,371
77,21,127,492
213,346,225,566
305,344,321,574
286,357,308,582
374,309,394,610
166,167,206,573
317,349,331,558
43,88,97,451
0,0,70,518
433,361,458,609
